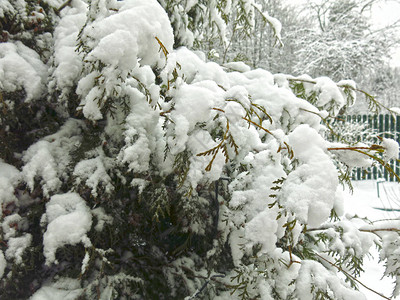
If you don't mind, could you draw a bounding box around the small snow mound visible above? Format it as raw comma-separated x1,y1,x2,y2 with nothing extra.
330,142,372,168
314,77,345,114
5,233,32,264
84,0,174,68
0,159,20,216
382,138,399,161
43,193,92,265
0,251,5,279
391,107,400,115
30,277,83,300
282,125,339,227
0,41,47,101
223,61,251,73
50,2,86,97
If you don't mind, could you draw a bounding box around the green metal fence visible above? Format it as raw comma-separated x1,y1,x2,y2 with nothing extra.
345,114,400,181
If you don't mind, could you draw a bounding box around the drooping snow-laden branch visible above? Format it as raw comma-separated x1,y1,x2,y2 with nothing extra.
251,3,284,47
307,226,400,234
360,228,400,233
288,77,396,115
314,253,391,300
327,145,384,151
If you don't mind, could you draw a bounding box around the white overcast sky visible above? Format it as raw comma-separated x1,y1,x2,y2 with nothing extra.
371,0,400,66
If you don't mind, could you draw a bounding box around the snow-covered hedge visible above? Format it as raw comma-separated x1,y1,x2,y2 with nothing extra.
0,0,399,299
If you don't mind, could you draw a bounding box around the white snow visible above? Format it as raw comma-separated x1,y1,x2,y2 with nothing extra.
73,148,114,197
282,124,338,227
22,119,84,197
382,138,399,161
223,61,251,73
0,159,20,216
0,41,47,101
30,277,83,300
2,0,399,298
49,1,86,103
330,142,373,168
42,193,92,265
5,233,32,264
0,251,5,279
2,214,22,240
257,7,282,42
91,207,113,232
313,77,346,114
344,180,400,299
81,251,90,274
391,107,400,115
245,209,278,254
82,0,173,68
296,260,366,300
75,0,174,121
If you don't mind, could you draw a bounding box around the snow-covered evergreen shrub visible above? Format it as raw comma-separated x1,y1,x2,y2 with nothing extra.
0,0,399,299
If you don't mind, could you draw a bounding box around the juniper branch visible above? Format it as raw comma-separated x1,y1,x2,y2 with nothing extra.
314,252,391,300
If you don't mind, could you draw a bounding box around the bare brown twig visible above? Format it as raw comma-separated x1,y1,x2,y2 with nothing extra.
56,0,72,14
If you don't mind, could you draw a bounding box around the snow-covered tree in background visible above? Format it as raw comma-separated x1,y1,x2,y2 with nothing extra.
205,0,400,113
1,0,400,299
365,65,400,110
219,0,289,69
293,0,392,82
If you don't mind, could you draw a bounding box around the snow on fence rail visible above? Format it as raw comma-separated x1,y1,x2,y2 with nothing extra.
345,114,400,181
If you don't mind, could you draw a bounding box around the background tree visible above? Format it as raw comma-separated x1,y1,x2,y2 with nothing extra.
292,0,393,81
201,0,400,113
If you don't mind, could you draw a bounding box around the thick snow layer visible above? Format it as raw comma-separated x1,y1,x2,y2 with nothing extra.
163,47,230,87
330,142,373,168
0,158,19,179
296,260,366,300
5,233,32,264
4,1,397,297
2,214,22,240
30,277,83,300
76,0,173,121
0,41,47,101
73,148,114,197
22,119,84,197
0,251,5,279
223,61,251,73
169,82,221,154
49,1,86,100
245,209,278,254
313,77,345,114
0,159,20,216
391,107,400,115
83,0,173,68
117,87,161,173
43,193,92,265
282,124,338,227
382,138,399,161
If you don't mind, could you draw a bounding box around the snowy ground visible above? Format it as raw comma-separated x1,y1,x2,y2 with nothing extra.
344,180,400,299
